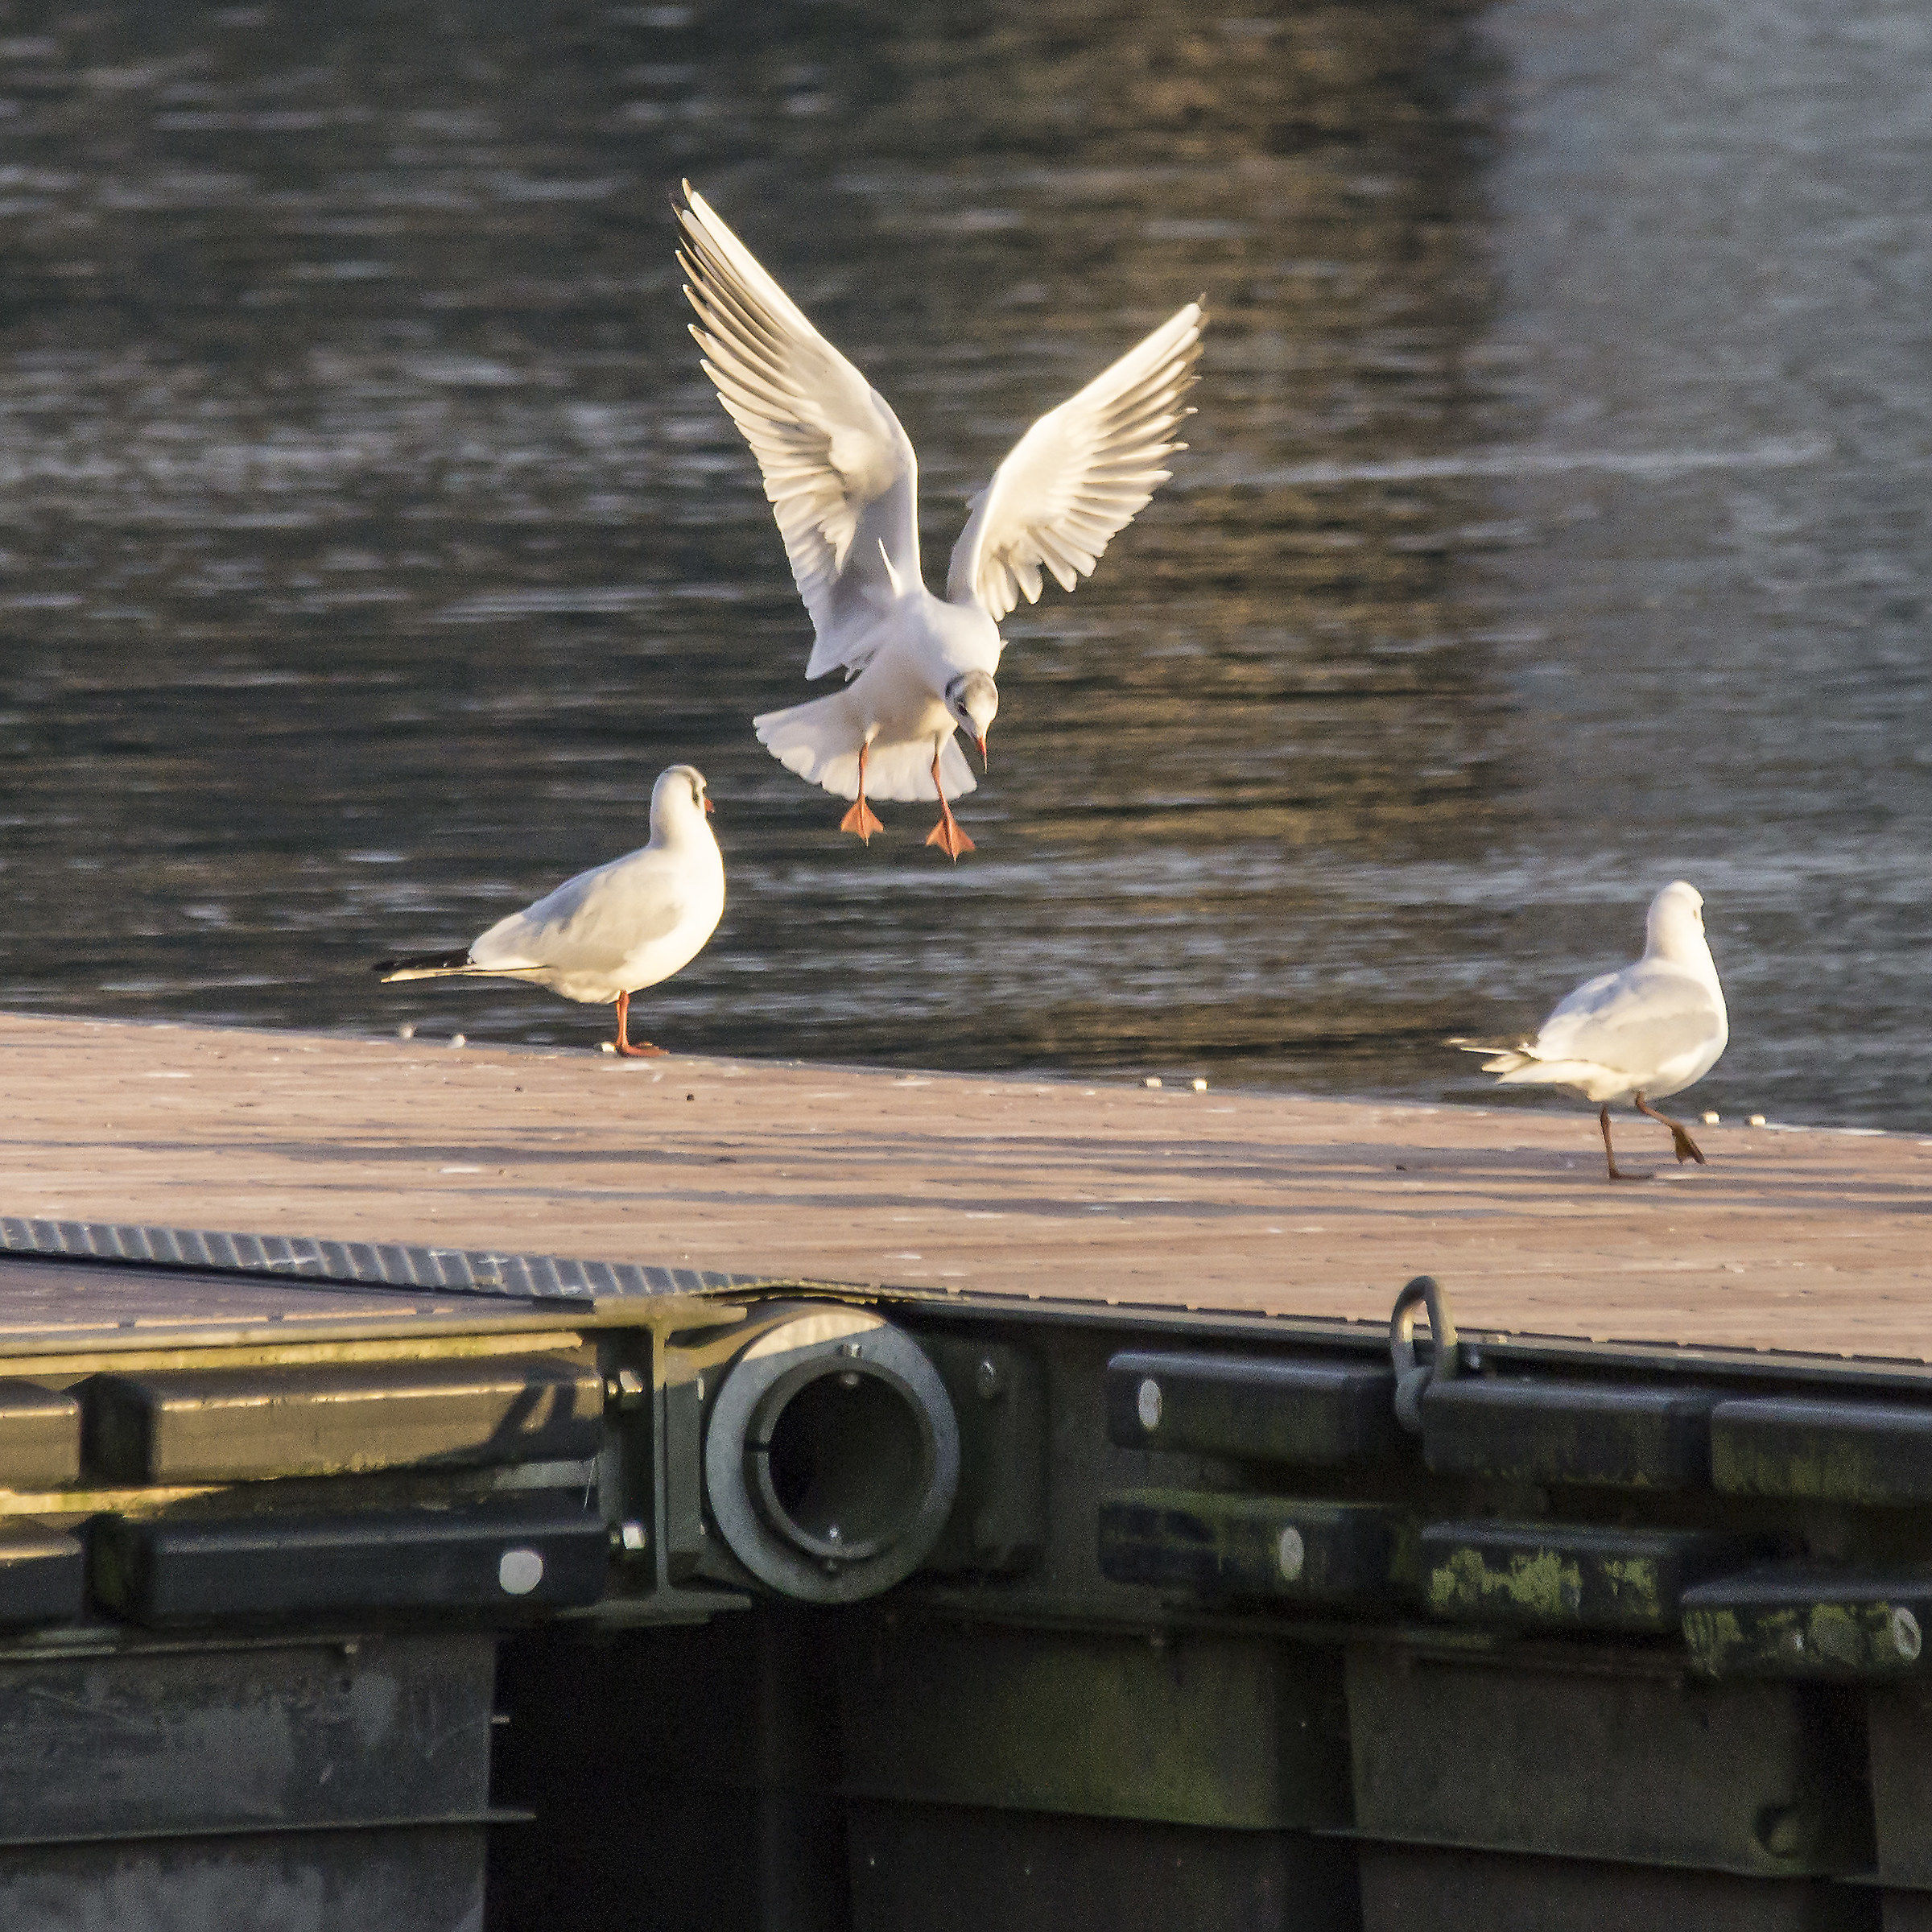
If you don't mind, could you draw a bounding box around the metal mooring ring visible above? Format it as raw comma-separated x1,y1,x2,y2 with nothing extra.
1389,1274,1459,1435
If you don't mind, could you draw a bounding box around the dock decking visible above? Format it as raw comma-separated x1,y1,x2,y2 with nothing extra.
2,1013,1926,1363
3,1013,1932,1932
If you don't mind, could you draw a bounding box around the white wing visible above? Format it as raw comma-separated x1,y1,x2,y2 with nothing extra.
677,184,920,680
472,849,685,976
947,302,1203,621
1534,960,1724,1075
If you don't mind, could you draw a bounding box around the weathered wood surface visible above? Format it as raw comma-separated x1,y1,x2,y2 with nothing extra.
2,1014,1927,1360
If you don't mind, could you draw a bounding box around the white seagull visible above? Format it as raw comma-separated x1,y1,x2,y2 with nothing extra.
1452,881,1729,1181
675,183,1204,859
374,764,724,1057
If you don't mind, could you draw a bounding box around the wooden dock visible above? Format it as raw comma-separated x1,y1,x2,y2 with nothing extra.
6,1013,1932,1930
4,1012,1927,1364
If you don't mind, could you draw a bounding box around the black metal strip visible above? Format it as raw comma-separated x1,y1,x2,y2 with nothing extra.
881,1285,1932,1393
0,1810,530,1851
0,1216,763,1305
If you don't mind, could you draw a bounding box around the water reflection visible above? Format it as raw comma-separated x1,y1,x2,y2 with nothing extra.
0,0,1925,1129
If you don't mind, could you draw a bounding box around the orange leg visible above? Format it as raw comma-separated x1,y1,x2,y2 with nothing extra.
613,989,667,1058
840,741,885,842
923,746,975,861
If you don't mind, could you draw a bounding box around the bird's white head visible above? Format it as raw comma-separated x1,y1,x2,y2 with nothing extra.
1645,880,1709,964
945,670,1000,770
651,764,715,840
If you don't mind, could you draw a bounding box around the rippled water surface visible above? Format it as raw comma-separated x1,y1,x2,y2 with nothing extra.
0,0,1926,1129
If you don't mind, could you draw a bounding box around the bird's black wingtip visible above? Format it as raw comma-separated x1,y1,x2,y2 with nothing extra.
372,947,472,980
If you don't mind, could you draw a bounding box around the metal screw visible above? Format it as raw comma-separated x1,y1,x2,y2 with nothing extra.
974,1356,1003,1402
1277,1525,1306,1583
607,1367,646,1410
497,1548,544,1596
1137,1377,1162,1433
619,1521,649,1554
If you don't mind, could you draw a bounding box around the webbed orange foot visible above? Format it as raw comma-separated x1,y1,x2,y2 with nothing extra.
612,989,667,1058
840,798,884,841
924,814,975,861
924,745,975,861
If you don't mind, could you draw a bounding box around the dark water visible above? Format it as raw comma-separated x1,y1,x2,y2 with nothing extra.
0,0,1926,1129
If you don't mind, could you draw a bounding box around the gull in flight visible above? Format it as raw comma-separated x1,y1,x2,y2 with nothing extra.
374,765,724,1056
1452,881,1729,1181
675,183,1203,859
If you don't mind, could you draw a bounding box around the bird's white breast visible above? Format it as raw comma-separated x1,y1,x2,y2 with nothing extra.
621,842,724,985
848,634,956,740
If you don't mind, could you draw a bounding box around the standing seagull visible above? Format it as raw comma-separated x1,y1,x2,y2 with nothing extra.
373,765,724,1057
1452,881,1729,1181
675,183,1203,859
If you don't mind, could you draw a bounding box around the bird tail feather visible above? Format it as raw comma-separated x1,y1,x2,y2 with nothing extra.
1447,1034,1538,1076
754,696,978,804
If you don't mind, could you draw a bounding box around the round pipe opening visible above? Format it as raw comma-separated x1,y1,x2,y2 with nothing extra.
749,1363,935,1563
704,1306,961,1603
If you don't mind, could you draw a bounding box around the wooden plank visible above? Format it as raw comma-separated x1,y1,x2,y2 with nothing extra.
0,1014,1926,1361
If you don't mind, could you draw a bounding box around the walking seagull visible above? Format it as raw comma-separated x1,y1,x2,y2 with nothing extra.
373,765,724,1057
675,183,1203,859
1451,881,1729,1181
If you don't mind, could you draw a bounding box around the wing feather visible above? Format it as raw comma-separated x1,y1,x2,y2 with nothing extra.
1534,961,1723,1072
677,184,921,679
473,852,685,977
947,301,1204,621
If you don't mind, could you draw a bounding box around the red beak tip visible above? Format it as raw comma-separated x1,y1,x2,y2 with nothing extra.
975,735,989,770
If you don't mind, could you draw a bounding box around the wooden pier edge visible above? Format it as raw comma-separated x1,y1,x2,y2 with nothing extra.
0,1009,1925,1364
0,1013,1930,1931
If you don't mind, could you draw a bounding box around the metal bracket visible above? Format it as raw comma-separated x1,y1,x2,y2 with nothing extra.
1389,1275,1459,1435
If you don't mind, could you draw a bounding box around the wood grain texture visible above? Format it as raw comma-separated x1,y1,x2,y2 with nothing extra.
1,1015,1927,1361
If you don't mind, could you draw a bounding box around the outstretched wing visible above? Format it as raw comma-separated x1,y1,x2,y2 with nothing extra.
946,302,1203,621
677,184,921,679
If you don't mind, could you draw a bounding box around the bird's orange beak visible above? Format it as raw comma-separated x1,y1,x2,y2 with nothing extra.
974,733,989,771
702,795,715,815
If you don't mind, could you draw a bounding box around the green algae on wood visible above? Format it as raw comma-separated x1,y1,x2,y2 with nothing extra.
1422,1521,1737,1633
